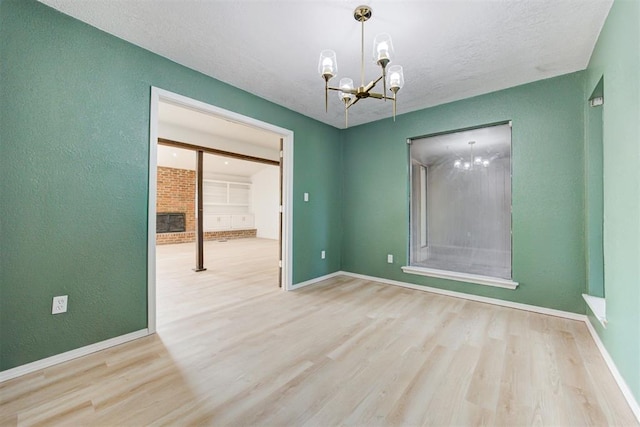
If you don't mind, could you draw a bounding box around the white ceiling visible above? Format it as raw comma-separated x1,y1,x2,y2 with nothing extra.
159,102,281,150
39,0,612,129
157,144,272,178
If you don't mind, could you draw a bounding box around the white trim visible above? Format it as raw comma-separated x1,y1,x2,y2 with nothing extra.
341,271,583,320
582,293,607,327
293,271,343,289
148,87,295,332
148,88,159,333
0,329,149,383
401,266,519,290
584,318,640,423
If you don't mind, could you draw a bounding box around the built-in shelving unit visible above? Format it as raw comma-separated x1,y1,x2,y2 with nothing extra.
202,179,254,231
203,179,251,207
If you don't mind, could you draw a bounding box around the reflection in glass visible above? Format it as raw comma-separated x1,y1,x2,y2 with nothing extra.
410,123,512,279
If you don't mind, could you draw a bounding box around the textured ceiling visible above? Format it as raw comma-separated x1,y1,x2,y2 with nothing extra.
159,101,281,150
39,0,612,129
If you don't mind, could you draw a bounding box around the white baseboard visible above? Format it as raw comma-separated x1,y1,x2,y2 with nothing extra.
584,319,640,422
340,271,586,320
292,270,343,289
0,329,150,383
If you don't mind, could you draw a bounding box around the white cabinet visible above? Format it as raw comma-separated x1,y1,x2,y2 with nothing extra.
231,214,254,229
203,214,254,231
202,180,254,231
204,214,231,231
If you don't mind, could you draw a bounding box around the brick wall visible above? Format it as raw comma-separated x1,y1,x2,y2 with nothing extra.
156,229,257,245
156,166,257,245
157,166,195,233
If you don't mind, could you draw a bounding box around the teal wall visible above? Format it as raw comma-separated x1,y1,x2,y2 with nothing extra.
1,0,638,406
0,0,342,371
342,72,587,313
585,0,640,402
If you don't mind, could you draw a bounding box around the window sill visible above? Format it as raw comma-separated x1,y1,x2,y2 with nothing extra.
582,294,607,328
401,266,519,290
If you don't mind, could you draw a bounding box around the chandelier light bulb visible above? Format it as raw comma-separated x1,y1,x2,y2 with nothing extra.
338,78,355,102
387,65,405,92
390,73,400,86
377,42,389,60
318,50,338,78
373,33,394,65
452,140,493,171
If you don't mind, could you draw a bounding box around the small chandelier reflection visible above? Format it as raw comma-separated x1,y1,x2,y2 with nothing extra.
319,5,405,128
453,141,490,171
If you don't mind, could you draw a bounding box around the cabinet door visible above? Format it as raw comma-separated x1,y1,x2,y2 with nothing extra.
231,214,254,229
204,214,231,231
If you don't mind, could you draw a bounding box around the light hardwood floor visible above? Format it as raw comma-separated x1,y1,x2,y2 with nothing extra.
1,238,638,426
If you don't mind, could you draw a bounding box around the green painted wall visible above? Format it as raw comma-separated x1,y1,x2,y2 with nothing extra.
0,0,342,371
342,72,587,313
585,0,640,402
2,1,638,406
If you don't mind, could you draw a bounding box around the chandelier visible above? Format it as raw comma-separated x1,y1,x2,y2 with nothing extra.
453,141,491,170
318,5,405,127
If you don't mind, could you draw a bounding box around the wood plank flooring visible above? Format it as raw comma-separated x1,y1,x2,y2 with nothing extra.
1,238,638,426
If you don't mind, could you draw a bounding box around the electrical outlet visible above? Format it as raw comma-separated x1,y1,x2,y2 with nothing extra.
321,250,326,259
387,254,394,264
52,295,68,314
304,192,309,202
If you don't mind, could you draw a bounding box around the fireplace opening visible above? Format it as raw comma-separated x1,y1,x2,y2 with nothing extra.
157,213,186,233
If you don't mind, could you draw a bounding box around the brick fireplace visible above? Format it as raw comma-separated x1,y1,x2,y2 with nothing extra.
155,166,256,244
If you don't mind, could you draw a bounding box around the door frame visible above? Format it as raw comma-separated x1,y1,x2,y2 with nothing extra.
147,87,294,333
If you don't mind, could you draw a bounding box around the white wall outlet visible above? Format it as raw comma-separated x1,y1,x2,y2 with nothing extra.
321,250,326,259
387,254,394,264
304,192,309,202
52,295,68,314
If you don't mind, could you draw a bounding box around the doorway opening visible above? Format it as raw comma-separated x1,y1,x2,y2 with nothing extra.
148,88,294,333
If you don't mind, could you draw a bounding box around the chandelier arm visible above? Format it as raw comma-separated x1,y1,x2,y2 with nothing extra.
363,75,385,93
327,86,358,94
346,97,361,110
344,99,349,128
367,92,394,100
325,81,329,113
382,68,387,102
393,94,396,121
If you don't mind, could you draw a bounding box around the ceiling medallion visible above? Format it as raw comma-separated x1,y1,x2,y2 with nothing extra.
318,5,404,127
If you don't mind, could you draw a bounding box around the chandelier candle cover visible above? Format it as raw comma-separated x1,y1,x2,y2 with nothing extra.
318,5,405,127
